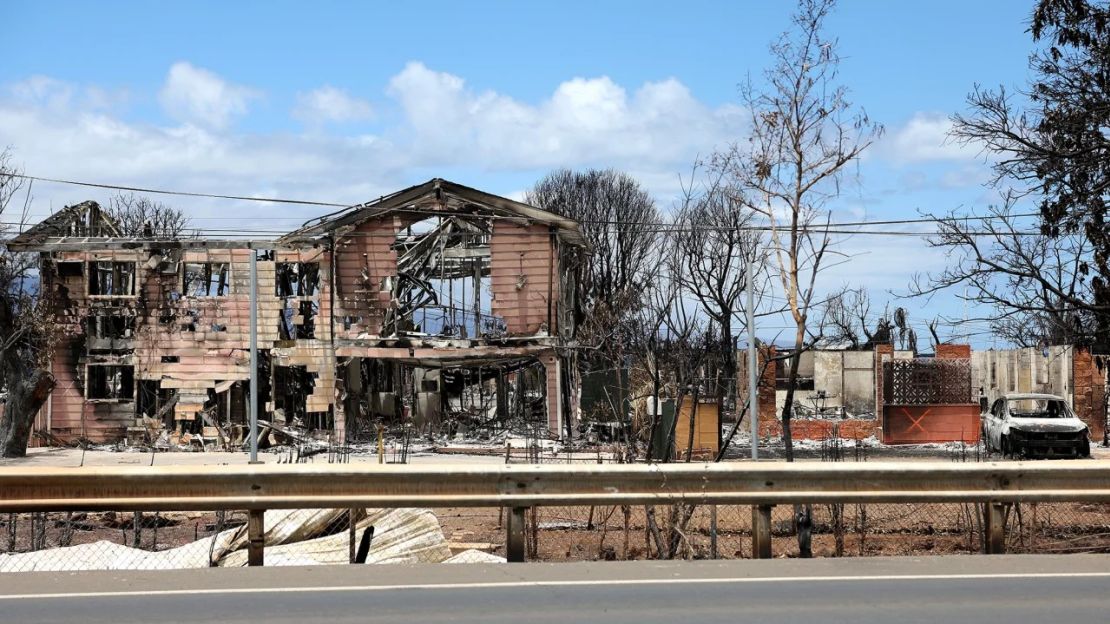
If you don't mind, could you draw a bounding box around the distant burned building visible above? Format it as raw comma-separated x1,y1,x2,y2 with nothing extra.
10,179,585,445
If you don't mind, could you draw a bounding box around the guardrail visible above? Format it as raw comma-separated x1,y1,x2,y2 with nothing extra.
2,461,1108,563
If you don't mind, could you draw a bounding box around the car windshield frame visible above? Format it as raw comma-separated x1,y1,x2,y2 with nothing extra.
1006,398,1072,419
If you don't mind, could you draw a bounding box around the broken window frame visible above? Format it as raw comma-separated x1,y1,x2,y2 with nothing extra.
86,314,136,341
278,299,319,340
87,261,137,297
182,262,231,298
56,261,84,278
275,261,320,297
85,364,135,402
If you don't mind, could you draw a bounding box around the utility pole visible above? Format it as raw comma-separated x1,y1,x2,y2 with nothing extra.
747,255,758,460
249,248,261,464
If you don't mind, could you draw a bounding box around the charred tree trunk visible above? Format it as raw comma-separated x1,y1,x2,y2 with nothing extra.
1,367,55,457
717,319,733,453
779,327,805,461
779,327,812,557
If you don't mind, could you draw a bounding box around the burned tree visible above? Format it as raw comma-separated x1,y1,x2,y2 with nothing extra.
671,170,762,441
0,150,57,457
914,200,1099,347
824,287,893,349
717,0,881,459
526,169,658,319
714,0,881,557
107,193,193,239
947,0,1110,347
527,170,659,440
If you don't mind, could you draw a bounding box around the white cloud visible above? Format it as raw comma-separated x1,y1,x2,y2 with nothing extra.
880,112,978,164
939,164,991,189
385,61,745,172
158,62,260,129
6,76,129,113
293,86,374,124
8,75,74,110
0,93,401,230
1,61,744,228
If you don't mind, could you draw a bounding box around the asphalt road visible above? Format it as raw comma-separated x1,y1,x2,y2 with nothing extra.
1,555,1107,624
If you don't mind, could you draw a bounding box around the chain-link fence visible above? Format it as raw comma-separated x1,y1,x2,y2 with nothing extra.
3,500,1108,571
523,501,1110,560
0,507,505,572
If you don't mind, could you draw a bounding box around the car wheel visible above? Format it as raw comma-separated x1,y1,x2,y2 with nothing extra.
1081,438,1091,459
1000,436,1010,459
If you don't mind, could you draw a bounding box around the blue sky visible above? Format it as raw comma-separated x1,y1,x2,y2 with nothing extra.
1,0,1040,345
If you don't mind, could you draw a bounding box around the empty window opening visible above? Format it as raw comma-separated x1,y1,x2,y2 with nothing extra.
276,262,320,297
183,262,230,297
279,300,318,340
87,315,135,345
201,383,246,431
56,261,83,277
87,364,135,401
88,261,136,296
272,365,320,427
161,355,180,363
137,380,176,428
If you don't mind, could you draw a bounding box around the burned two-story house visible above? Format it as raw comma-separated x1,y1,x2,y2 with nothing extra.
10,179,585,447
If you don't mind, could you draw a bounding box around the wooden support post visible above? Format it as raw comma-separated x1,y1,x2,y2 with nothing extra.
985,502,1006,554
506,506,526,562
752,504,773,559
248,509,265,566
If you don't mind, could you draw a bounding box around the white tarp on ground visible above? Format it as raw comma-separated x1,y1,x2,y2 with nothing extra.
223,507,354,552
0,508,452,572
218,508,452,567
0,529,241,572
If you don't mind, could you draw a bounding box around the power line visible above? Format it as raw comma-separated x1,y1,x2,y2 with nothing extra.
0,221,1044,240
11,174,348,208
9,172,1044,234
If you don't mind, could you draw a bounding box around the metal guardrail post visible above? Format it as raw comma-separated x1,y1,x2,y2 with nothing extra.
349,508,357,563
985,502,1006,554
752,504,773,559
248,509,265,566
506,506,526,562
710,505,718,559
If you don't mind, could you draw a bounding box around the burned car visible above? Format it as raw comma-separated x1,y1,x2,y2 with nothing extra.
982,393,1091,459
